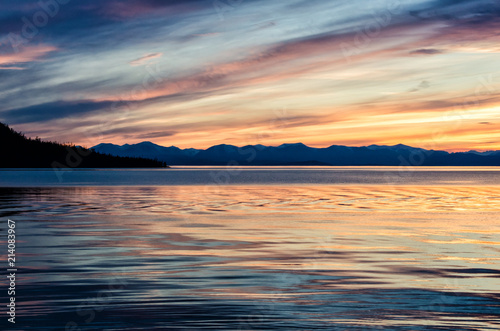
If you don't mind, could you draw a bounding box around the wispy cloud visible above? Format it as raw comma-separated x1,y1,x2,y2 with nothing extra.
129,52,163,66
0,66,26,70
0,45,56,69
410,49,443,55
0,100,115,124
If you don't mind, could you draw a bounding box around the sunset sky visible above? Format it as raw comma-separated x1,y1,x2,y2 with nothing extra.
1,0,499,151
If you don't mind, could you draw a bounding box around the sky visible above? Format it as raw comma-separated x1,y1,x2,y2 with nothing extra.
0,0,499,151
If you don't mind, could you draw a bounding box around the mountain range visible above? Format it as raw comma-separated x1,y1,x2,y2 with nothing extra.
91,141,500,166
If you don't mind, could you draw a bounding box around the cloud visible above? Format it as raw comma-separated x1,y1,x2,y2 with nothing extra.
410,80,431,92
98,0,212,18
88,12,499,109
410,48,443,55
410,0,500,22
0,100,115,124
0,66,25,70
135,131,177,139
129,52,163,66
0,45,56,69
192,33,220,37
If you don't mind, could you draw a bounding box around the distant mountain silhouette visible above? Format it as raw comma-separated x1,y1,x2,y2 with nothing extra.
0,122,167,168
92,141,500,166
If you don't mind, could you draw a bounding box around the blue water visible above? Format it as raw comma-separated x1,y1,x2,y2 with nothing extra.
0,168,499,330
1,166,500,186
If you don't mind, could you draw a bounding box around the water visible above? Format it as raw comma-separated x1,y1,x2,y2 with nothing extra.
1,167,499,330
1,166,500,186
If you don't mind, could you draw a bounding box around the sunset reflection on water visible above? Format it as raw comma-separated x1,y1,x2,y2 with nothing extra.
1,183,499,330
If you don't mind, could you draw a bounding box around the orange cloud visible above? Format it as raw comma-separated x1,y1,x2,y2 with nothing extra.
129,52,163,66
0,44,56,69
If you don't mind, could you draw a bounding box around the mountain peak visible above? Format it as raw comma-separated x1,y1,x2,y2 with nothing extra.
92,142,119,148
367,143,417,150
278,142,308,148
135,141,159,147
207,144,238,151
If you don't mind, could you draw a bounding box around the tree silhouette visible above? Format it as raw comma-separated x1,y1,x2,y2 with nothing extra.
0,122,167,168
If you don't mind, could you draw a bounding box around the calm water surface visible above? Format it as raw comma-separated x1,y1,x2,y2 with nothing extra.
0,167,499,330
